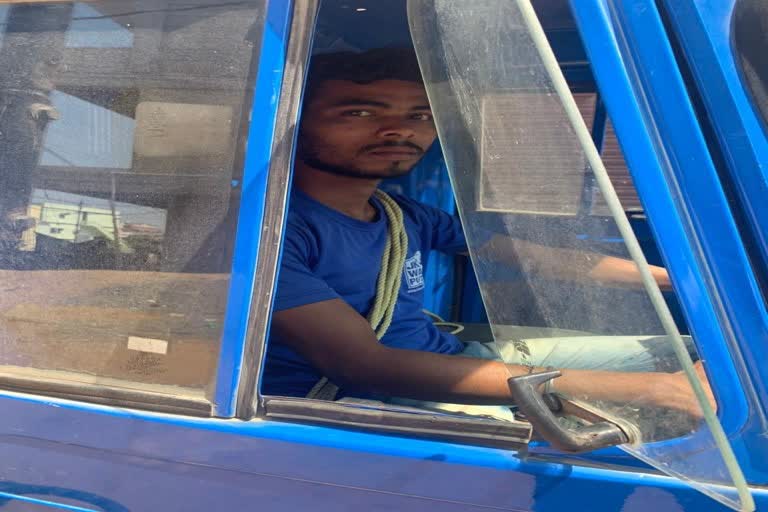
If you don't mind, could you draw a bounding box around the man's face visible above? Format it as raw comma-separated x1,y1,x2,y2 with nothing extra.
297,79,437,180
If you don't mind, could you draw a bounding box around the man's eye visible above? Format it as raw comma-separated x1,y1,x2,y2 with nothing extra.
411,113,433,122
342,110,373,117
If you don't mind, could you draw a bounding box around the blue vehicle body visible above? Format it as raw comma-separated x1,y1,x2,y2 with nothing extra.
0,0,766,510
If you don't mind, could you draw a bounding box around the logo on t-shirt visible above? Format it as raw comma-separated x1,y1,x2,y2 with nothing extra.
404,250,425,292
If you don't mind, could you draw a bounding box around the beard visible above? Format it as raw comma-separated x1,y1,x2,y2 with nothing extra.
297,136,425,180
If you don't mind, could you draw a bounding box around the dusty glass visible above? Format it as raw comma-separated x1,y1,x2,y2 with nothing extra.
0,0,266,405
409,1,751,510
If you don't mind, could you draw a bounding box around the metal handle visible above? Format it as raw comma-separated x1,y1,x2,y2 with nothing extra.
508,371,636,453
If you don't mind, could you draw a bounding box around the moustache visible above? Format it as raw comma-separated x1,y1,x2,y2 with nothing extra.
360,141,425,154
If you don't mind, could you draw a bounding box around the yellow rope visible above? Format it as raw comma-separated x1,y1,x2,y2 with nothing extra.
368,190,408,339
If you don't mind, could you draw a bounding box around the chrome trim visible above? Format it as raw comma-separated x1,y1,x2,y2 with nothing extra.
263,397,532,449
0,367,211,416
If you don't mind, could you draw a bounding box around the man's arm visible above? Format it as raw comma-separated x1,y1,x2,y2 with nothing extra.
588,253,671,289
273,299,707,416
481,235,671,290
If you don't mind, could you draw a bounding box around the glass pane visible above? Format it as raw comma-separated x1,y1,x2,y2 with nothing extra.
591,119,642,216
409,1,751,510
733,0,768,131
0,1,265,403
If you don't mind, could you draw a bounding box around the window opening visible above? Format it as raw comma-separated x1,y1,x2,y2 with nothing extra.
259,0,713,449
262,3,720,450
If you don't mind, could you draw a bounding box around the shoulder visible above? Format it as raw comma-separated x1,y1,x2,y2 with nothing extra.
283,209,319,260
383,192,466,253
386,192,455,226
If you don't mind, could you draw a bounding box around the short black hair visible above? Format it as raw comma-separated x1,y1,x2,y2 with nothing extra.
304,48,424,104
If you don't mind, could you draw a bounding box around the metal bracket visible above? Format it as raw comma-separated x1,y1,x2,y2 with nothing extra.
508,370,638,453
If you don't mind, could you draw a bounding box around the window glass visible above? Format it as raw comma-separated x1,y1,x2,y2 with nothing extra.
497,92,640,217
591,120,641,215
0,0,266,405
409,0,748,509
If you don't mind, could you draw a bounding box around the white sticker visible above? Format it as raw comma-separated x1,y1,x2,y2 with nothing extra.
127,336,169,355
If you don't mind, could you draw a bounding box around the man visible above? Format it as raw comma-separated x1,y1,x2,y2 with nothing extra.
262,48,710,420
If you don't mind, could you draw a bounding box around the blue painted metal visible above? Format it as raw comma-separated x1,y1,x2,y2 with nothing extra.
213,0,294,417
661,0,768,287
1,394,767,511
658,0,768,480
571,0,768,485
615,0,768,486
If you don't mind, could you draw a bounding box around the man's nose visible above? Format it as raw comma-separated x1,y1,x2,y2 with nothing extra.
376,122,416,139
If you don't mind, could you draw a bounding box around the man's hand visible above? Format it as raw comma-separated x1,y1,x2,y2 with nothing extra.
559,361,715,420
482,235,672,290
658,361,716,419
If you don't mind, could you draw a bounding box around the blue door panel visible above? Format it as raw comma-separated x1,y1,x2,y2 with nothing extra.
2,396,767,511
1,441,509,512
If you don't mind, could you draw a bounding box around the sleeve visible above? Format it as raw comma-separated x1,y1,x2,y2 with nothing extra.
273,225,340,311
423,203,467,254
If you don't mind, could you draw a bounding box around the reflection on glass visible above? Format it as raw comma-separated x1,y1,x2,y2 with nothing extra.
0,6,8,50
0,0,266,403
66,2,134,48
479,92,594,216
41,91,135,168
23,189,165,268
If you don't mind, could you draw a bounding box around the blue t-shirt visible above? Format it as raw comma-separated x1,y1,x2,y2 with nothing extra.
261,189,467,398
